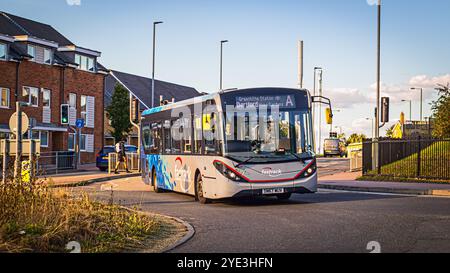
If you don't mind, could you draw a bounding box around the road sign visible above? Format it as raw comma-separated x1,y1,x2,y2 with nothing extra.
76,118,85,129
9,112,29,136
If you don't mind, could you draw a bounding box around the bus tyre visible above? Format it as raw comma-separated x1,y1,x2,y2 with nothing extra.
277,193,292,200
152,169,162,193
195,174,211,204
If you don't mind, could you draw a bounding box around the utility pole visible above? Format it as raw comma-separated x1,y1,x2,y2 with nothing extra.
318,69,323,155
151,21,163,108
375,0,381,139
298,40,304,89
14,101,23,180
411,87,424,121
220,40,229,91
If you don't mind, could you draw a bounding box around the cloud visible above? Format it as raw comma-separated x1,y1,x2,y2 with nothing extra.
66,0,81,6
408,74,450,88
324,88,371,109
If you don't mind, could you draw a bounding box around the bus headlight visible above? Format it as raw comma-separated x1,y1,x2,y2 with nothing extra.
213,161,245,182
302,161,317,178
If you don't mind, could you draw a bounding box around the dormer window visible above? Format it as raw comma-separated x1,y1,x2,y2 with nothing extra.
0,43,6,60
44,48,52,64
75,54,96,72
27,44,35,61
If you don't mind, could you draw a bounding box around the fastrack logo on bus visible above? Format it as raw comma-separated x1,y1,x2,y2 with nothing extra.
261,167,282,177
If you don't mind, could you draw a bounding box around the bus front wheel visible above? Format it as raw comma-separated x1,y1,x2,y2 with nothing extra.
152,169,162,193
195,174,211,204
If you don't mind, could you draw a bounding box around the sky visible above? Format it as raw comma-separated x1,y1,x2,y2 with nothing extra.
1,0,449,139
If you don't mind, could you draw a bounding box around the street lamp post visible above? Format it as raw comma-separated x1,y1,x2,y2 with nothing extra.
151,21,163,108
220,40,229,91
401,99,412,122
313,67,322,154
410,87,423,121
366,118,375,139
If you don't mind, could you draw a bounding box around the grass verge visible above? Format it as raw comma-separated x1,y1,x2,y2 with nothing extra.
0,179,184,253
366,141,450,180
358,175,450,184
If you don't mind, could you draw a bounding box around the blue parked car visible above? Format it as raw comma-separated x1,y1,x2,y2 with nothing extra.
96,145,138,171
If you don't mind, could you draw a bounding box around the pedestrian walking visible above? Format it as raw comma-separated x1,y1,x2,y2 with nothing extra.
114,138,131,174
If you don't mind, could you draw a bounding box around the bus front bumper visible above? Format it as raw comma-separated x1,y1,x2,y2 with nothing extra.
222,173,318,199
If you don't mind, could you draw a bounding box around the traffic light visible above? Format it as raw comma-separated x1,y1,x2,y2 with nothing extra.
61,104,69,125
325,108,333,125
381,97,390,123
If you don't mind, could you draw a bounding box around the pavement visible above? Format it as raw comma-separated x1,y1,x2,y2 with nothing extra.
41,164,140,187
319,172,450,196
70,157,450,253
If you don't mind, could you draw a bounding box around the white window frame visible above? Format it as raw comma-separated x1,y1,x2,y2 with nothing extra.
27,45,36,61
22,86,39,107
80,134,87,152
80,95,87,121
0,87,10,109
68,133,75,151
42,89,51,108
75,54,96,72
0,43,7,61
69,93,77,108
43,48,52,65
31,131,49,148
40,131,49,148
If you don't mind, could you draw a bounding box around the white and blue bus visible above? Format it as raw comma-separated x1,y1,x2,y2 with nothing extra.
140,88,321,203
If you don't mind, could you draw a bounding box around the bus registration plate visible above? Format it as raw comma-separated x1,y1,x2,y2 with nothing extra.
262,188,285,195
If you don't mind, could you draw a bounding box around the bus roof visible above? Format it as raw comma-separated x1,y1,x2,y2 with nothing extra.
142,87,310,116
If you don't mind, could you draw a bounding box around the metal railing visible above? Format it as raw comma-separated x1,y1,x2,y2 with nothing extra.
363,138,450,180
108,152,139,174
36,151,76,175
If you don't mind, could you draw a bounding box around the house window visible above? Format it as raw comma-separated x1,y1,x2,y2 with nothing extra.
0,43,6,60
32,131,49,148
87,57,95,72
42,89,51,108
75,54,95,72
40,131,49,147
27,45,35,61
69,93,77,108
0,87,9,108
22,86,39,107
80,134,86,152
44,48,52,64
68,133,75,151
80,95,87,120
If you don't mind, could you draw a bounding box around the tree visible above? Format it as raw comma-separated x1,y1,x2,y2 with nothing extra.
432,83,450,138
346,133,367,145
386,124,395,138
106,84,132,142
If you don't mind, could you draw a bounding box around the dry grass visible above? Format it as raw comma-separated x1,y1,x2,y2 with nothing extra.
0,177,162,253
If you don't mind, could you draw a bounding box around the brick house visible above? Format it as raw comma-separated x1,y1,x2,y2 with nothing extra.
0,12,108,163
104,70,201,146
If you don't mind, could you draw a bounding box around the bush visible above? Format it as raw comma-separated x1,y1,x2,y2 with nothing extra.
0,179,159,253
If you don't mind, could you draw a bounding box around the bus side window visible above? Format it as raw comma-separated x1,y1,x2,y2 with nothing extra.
172,119,181,154
151,122,162,154
203,112,219,155
182,117,193,154
193,114,203,154
142,124,151,150
163,120,172,154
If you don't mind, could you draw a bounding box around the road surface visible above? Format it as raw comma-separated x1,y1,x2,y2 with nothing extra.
78,158,450,253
